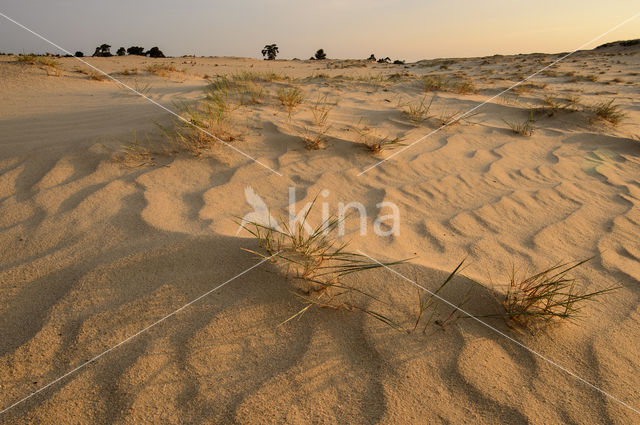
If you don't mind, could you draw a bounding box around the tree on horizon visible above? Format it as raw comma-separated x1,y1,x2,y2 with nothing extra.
116,47,126,56
146,46,165,58
92,44,112,57
127,46,145,56
314,49,327,60
262,44,279,60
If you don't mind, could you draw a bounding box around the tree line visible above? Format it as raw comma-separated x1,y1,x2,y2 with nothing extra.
73,44,166,58
262,44,404,64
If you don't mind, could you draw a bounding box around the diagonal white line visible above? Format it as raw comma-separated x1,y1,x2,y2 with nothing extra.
0,252,279,416
358,10,640,176
357,250,640,416
0,11,283,177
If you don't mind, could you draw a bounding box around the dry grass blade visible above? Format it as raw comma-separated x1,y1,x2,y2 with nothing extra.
310,94,334,126
413,260,465,332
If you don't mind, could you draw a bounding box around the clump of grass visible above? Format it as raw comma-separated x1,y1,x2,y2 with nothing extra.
403,95,435,125
591,99,626,125
421,75,475,94
453,80,476,94
501,260,617,328
112,133,158,167
422,76,447,91
122,68,138,76
352,121,405,153
238,83,265,106
301,125,331,150
503,110,535,136
278,87,304,116
145,63,181,77
87,71,106,81
570,74,599,83
541,94,581,115
160,100,237,156
437,108,475,127
238,199,408,329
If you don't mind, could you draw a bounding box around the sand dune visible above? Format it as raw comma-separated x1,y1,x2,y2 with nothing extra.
1,49,640,423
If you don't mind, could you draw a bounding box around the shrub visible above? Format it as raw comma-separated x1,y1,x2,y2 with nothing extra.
74,51,84,57
116,47,126,56
262,44,279,60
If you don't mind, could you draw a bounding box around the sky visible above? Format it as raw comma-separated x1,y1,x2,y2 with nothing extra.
0,1,639,61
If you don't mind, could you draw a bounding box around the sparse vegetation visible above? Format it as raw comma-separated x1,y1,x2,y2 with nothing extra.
112,133,158,167
421,75,475,94
15,54,61,76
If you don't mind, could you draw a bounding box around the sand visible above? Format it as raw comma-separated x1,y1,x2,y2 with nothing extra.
0,47,639,424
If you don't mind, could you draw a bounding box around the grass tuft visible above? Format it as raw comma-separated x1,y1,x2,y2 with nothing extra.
278,87,304,116
591,99,626,125
403,95,435,125
238,198,408,329
501,259,617,328
503,110,535,136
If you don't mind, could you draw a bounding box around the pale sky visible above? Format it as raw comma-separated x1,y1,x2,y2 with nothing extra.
1,1,638,61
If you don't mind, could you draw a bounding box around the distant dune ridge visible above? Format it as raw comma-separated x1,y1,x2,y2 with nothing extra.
0,40,639,424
